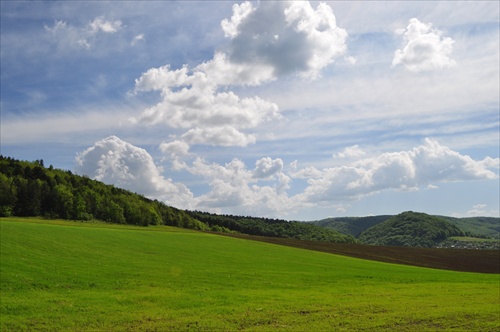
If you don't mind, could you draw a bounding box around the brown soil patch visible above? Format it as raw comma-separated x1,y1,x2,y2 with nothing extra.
217,233,500,274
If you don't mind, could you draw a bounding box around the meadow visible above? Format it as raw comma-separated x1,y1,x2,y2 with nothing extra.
1,217,499,331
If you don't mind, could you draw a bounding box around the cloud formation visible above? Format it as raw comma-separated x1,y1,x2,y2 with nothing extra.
333,145,366,159
223,1,348,78
75,136,194,208
45,16,122,51
131,55,279,150
392,18,455,72
76,137,498,218
297,138,498,203
188,157,293,215
132,1,348,156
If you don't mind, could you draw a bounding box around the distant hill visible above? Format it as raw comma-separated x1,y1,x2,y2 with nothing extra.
186,210,356,243
438,216,500,239
358,211,465,247
311,215,393,237
312,214,499,240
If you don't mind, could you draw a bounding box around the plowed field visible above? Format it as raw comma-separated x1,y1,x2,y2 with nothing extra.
219,233,500,273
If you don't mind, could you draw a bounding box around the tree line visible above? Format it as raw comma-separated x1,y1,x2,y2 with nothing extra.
0,156,206,230
186,210,356,243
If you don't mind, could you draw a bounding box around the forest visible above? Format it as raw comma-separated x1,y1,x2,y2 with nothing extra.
0,156,206,229
358,211,466,247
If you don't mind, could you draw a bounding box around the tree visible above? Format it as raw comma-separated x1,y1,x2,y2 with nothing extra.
54,184,74,219
0,173,15,216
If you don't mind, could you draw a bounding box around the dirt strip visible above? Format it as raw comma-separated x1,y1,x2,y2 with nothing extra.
216,233,500,274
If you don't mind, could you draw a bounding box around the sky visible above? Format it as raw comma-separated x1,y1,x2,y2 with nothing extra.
1,1,499,221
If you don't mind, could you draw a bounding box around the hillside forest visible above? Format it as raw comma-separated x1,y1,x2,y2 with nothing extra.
0,156,355,243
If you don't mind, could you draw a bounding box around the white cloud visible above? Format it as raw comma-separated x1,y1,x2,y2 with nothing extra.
225,1,348,78
74,136,498,218
88,16,122,34
392,18,455,72
132,58,279,148
188,157,294,216
253,157,284,179
132,1,348,156
297,138,498,203
131,33,145,46
221,1,254,38
333,145,366,159
289,165,322,179
159,140,190,158
75,136,194,208
464,204,499,218
181,126,256,147
45,16,122,51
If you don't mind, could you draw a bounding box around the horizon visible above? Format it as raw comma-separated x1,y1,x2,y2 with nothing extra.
1,1,499,221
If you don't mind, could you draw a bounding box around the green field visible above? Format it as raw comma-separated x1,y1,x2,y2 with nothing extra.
1,218,499,331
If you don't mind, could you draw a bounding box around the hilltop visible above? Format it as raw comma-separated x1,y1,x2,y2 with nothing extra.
311,213,499,248
357,211,465,247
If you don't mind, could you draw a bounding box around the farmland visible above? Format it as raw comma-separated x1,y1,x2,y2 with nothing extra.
1,217,499,331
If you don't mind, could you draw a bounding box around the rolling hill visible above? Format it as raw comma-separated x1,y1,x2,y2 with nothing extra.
357,211,465,247
311,214,499,240
1,217,499,331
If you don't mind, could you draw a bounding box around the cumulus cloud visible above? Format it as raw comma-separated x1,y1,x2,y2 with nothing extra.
253,157,284,179
75,136,194,208
297,138,498,203
181,126,256,147
159,140,190,158
392,18,455,72
132,56,279,148
45,16,122,51
132,1,348,156
289,166,323,180
187,157,293,215
224,1,348,78
75,137,498,218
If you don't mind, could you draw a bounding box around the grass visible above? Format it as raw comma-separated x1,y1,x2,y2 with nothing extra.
221,233,500,273
1,217,499,331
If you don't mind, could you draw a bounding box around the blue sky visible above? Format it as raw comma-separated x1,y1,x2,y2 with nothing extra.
1,1,499,220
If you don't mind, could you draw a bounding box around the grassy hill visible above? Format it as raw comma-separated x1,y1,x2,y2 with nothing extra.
358,212,465,247
1,217,499,331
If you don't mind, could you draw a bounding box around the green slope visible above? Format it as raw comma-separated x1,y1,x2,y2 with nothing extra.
439,216,500,239
1,218,499,331
358,211,464,247
311,215,392,237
